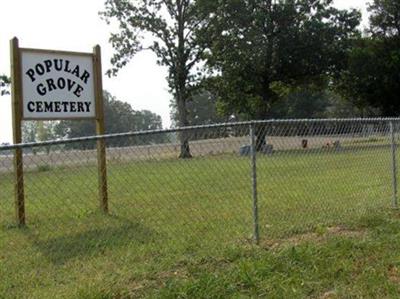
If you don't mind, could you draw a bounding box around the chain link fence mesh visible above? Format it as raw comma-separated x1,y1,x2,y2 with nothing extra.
0,118,399,297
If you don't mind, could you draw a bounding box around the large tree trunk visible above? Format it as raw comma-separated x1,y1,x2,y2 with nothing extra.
179,137,191,159
175,0,192,159
177,96,192,159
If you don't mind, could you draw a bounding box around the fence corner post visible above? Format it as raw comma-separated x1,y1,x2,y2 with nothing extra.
250,123,260,244
390,121,398,209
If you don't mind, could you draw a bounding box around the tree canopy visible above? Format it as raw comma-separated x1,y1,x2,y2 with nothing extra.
336,0,400,116
202,0,360,148
100,0,212,157
205,0,360,116
368,0,400,37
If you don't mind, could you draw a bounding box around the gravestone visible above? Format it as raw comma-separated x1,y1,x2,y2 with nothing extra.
239,144,273,156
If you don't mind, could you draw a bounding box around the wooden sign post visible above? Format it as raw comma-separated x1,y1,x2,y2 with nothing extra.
10,37,109,225
10,37,25,226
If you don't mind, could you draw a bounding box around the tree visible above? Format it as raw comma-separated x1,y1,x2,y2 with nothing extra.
336,38,400,115
21,121,58,154
170,89,231,127
100,0,211,158
21,121,58,143
22,122,38,143
268,87,330,119
368,0,400,37
336,0,400,116
323,92,379,118
0,75,10,96
204,0,361,150
259,83,370,119
55,91,164,147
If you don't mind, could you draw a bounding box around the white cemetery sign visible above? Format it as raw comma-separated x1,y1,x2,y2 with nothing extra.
21,50,96,119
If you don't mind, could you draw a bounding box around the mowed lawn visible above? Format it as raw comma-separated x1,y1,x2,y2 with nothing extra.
0,144,398,298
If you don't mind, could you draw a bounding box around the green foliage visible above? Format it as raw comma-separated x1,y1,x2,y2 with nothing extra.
55,91,164,148
269,88,331,119
203,0,361,120
368,0,400,37
337,37,400,115
22,121,58,144
324,92,380,118
170,89,232,126
36,164,51,172
169,86,371,130
269,87,377,119
172,86,368,123
0,74,10,96
336,0,400,116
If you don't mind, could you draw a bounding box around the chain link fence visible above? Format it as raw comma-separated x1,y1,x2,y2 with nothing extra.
0,118,399,296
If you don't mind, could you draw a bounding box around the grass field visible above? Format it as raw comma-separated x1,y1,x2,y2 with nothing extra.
0,142,398,298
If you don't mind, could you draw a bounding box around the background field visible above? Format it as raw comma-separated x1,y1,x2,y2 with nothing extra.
1,125,397,298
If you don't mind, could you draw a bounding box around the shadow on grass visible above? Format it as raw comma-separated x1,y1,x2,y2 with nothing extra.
23,216,157,265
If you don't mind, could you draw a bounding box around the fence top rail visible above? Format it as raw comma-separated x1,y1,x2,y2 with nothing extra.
1,117,400,150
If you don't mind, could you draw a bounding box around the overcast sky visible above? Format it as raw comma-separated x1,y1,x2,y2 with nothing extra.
0,0,369,144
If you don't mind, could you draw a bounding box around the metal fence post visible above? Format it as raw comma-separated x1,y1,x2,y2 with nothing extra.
390,121,398,209
250,123,260,244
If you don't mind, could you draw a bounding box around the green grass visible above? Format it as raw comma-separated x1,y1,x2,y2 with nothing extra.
0,145,398,298
148,213,400,298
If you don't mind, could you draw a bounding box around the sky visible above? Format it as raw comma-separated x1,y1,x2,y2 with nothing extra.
0,0,369,144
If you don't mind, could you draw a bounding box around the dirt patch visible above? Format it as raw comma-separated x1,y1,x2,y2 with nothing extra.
319,290,338,299
388,265,400,284
158,268,189,280
263,226,367,249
